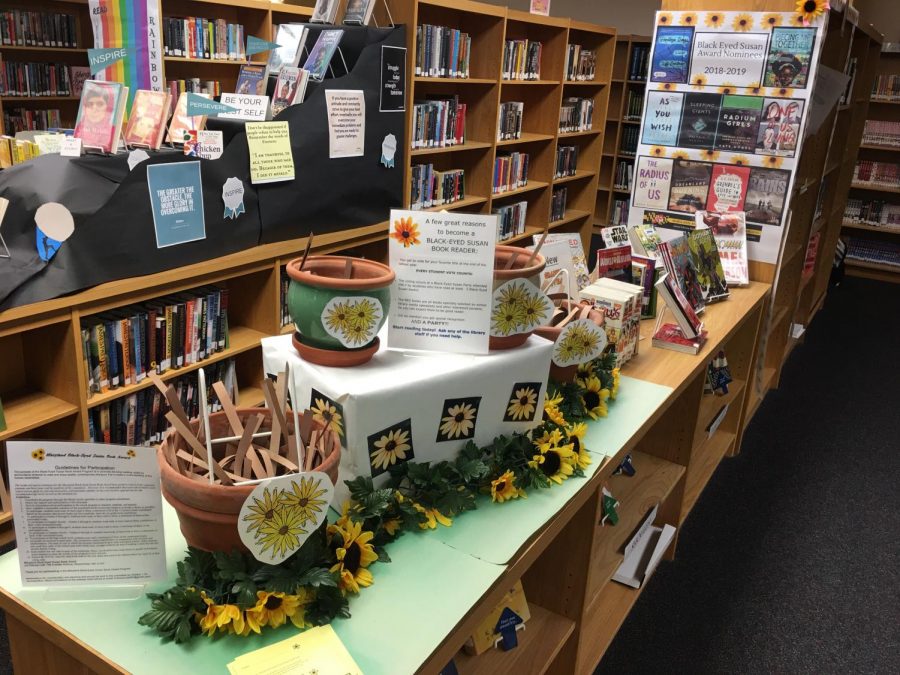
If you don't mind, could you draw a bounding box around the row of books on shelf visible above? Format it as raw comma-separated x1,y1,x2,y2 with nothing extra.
853,161,900,187
844,237,900,268
166,78,221,98
564,44,596,81
79,286,230,397
414,24,471,79
611,198,629,225
502,39,542,81
0,9,78,49
871,74,900,101
559,97,593,133
411,96,466,149
0,135,40,168
88,360,238,447
0,60,77,98
861,120,900,148
493,151,529,194
627,44,650,81
843,199,900,228
497,101,524,141
494,200,527,241
310,0,376,25
555,144,578,178
162,16,246,61
614,159,633,190
624,89,643,120
619,125,639,155
2,107,61,133
550,187,567,222
410,164,465,210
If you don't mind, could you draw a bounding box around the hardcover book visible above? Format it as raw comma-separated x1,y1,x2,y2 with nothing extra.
652,322,708,354
596,244,633,284
271,67,309,117
650,26,693,83
659,235,706,314
706,164,750,213
166,92,208,144
70,66,91,98
74,80,127,153
343,0,376,25
687,227,729,303
696,211,749,286
311,0,341,24
677,93,720,149
744,167,789,226
764,27,816,89
632,254,659,318
267,24,309,76
715,95,763,153
668,159,712,214
303,29,344,81
124,89,170,150
236,64,267,95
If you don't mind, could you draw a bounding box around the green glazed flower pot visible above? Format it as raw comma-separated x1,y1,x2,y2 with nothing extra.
286,255,395,367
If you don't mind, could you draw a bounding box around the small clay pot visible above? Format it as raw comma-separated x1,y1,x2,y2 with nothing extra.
491,245,547,350
285,255,394,366
535,297,606,383
158,408,341,553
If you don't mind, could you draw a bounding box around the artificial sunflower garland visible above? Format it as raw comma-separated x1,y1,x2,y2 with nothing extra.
140,353,620,643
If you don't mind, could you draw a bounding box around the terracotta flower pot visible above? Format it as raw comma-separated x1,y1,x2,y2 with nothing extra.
535,297,606,383
158,408,341,553
285,255,395,367
490,245,547,350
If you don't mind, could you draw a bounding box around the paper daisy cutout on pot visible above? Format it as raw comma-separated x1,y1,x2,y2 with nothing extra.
310,389,345,441
504,382,541,422
436,396,481,442
391,216,421,247
367,419,414,476
679,12,697,27
490,278,552,337
732,13,753,31
283,475,330,526
704,12,724,28
321,296,383,348
553,319,607,367
323,299,353,334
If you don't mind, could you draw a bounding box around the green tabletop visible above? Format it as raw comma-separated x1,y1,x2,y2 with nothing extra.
0,504,505,675
431,375,673,564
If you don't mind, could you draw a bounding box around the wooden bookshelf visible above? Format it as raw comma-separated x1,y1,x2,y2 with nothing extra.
594,34,649,232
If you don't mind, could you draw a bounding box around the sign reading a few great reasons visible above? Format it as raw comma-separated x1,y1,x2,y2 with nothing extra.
630,10,827,264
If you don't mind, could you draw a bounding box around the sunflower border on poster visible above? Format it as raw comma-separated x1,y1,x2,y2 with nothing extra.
631,9,827,264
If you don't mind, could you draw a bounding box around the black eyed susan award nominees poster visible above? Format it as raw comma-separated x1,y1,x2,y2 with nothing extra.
631,10,826,264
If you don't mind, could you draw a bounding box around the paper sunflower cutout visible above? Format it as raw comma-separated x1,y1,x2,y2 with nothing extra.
704,13,724,28
490,279,552,338
796,0,829,26
367,418,414,477
732,13,753,31
504,382,542,422
238,472,335,564
436,396,481,442
391,216,421,247
761,13,783,29
309,388,345,442
699,148,721,162
679,12,697,27
656,12,673,26
320,295,383,348
691,74,708,89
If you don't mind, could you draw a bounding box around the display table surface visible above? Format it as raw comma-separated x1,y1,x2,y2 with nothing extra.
0,375,670,675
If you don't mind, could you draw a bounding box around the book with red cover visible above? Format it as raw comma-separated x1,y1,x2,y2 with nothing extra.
705,164,750,213
652,322,708,354
595,244,632,283
655,273,703,338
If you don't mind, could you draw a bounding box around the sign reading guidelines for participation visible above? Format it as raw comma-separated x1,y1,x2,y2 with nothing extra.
388,210,496,355
7,441,166,586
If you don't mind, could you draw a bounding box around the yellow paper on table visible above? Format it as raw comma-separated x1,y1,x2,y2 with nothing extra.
245,120,295,185
227,625,362,675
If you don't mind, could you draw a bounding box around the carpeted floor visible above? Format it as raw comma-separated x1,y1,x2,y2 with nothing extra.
0,278,896,674
597,275,900,674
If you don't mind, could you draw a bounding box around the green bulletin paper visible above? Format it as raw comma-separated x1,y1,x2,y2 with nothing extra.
433,376,673,564
0,504,505,675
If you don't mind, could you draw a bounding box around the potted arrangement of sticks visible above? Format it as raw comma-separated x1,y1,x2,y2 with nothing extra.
490,231,551,350
154,365,340,553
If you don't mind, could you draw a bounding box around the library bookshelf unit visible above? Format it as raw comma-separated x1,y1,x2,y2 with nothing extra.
395,0,615,256
596,34,649,230
0,0,315,135
840,44,899,283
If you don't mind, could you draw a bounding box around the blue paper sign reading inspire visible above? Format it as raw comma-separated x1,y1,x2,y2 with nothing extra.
147,161,206,248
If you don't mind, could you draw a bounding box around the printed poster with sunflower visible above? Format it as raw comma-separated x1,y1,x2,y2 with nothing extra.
387,209,496,354
629,5,828,265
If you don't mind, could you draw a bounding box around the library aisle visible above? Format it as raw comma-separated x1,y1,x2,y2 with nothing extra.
597,276,900,674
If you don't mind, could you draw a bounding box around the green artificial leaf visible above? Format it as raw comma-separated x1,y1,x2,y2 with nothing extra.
232,578,258,608
295,567,338,588
305,584,350,626
375,546,391,563
138,587,204,642
454,458,489,483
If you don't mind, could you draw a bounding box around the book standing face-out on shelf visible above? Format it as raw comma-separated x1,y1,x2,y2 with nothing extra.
271,68,310,117
303,29,344,81
311,0,341,25
343,0,376,26
124,90,171,150
167,92,208,144
696,211,749,286
74,80,128,153
236,64,267,96
268,24,309,76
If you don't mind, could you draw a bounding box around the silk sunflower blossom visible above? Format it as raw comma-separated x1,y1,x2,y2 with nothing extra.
491,470,525,503
796,0,829,26
529,441,576,484
197,592,245,637
413,501,453,529
330,519,378,594
579,375,610,419
245,591,311,631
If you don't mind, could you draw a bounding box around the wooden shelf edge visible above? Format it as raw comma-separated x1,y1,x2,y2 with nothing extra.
420,195,489,212
411,141,493,156
0,392,79,442
491,181,549,200
841,221,900,234
552,170,595,185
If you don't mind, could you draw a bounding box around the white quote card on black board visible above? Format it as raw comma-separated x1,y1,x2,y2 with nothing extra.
8,441,166,586
388,210,496,355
